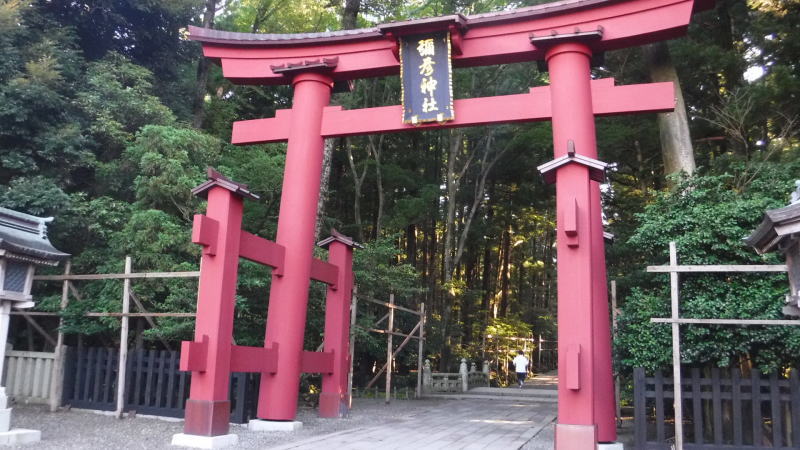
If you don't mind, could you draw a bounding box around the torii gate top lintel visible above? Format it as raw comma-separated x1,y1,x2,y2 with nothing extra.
188,0,713,86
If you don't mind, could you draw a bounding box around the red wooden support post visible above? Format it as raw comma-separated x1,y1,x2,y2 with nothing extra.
181,186,244,437
318,232,360,418
258,71,334,421
545,41,615,448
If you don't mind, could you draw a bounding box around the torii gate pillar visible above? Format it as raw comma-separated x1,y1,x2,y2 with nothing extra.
258,71,333,421
546,42,616,448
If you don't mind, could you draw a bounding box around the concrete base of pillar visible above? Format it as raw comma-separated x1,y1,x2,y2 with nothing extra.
0,428,41,446
248,419,302,432
555,423,597,450
598,443,624,450
0,408,10,433
171,433,238,449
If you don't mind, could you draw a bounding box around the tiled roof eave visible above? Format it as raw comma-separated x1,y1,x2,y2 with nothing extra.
0,239,70,262
187,0,628,47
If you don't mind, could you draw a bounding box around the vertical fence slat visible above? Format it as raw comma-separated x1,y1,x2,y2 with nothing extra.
61,347,74,406
123,348,135,407
752,370,763,447
92,349,105,402
770,372,782,448
165,351,177,410
154,351,166,409
43,358,53,399
231,373,246,423
655,371,665,442
133,350,144,407
74,346,84,401
634,368,646,447
16,356,26,397
692,368,703,445
732,368,743,446
712,368,722,444
82,348,95,401
32,357,43,398
103,349,115,403
177,369,187,410
144,350,156,407
8,356,18,397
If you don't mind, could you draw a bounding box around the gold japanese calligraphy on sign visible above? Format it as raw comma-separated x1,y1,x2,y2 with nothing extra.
399,32,454,124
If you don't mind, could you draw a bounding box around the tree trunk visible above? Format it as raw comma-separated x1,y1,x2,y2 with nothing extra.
499,226,511,317
367,135,385,238
315,138,334,240
191,0,217,129
346,140,368,242
342,0,361,30
406,224,417,268
643,42,696,178
317,1,362,239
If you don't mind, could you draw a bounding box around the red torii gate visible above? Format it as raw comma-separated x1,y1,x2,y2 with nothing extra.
182,0,713,448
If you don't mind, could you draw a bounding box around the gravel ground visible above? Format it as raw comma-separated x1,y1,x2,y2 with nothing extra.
9,398,447,449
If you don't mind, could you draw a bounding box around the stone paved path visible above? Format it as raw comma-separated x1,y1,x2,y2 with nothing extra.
268,398,556,449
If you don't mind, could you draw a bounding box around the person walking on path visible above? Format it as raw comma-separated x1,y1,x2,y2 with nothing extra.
513,350,529,388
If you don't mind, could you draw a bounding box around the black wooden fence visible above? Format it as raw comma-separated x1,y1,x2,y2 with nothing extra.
634,367,800,449
62,346,260,423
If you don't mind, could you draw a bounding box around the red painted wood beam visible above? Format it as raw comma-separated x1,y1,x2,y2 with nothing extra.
230,344,278,373
232,79,674,145
198,0,697,85
310,259,339,288
180,337,208,372
301,350,334,374
191,215,219,256
239,231,285,275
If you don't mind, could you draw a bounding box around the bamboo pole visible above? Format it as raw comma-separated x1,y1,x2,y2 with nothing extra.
669,242,683,450
348,286,358,409
49,261,70,411
611,280,622,428
129,291,172,351
365,321,421,389
18,314,56,347
115,256,132,419
33,271,200,281
416,302,425,398
10,312,195,318
360,296,421,315
385,294,394,404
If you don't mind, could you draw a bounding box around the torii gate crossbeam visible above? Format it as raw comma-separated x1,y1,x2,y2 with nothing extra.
184,0,714,448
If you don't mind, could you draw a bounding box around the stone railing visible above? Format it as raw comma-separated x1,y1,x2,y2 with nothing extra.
422,358,489,393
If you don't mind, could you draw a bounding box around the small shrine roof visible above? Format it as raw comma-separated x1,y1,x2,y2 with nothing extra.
745,201,800,254
192,168,260,201
318,229,364,249
0,207,70,265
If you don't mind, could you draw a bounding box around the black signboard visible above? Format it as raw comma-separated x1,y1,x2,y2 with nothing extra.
400,32,454,124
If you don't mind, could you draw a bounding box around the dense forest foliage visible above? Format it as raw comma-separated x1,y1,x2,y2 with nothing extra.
1,0,799,387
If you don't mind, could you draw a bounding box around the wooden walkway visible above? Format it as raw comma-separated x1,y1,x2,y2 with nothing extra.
270,388,557,449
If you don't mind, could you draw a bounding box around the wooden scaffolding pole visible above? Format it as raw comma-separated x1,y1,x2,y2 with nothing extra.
611,280,622,428
48,261,70,412
115,256,132,419
416,302,425,398
385,293,394,404
347,286,358,409
669,242,684,450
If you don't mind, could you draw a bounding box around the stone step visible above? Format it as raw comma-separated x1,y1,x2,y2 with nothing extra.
422,393,558,403
468,387,558,397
